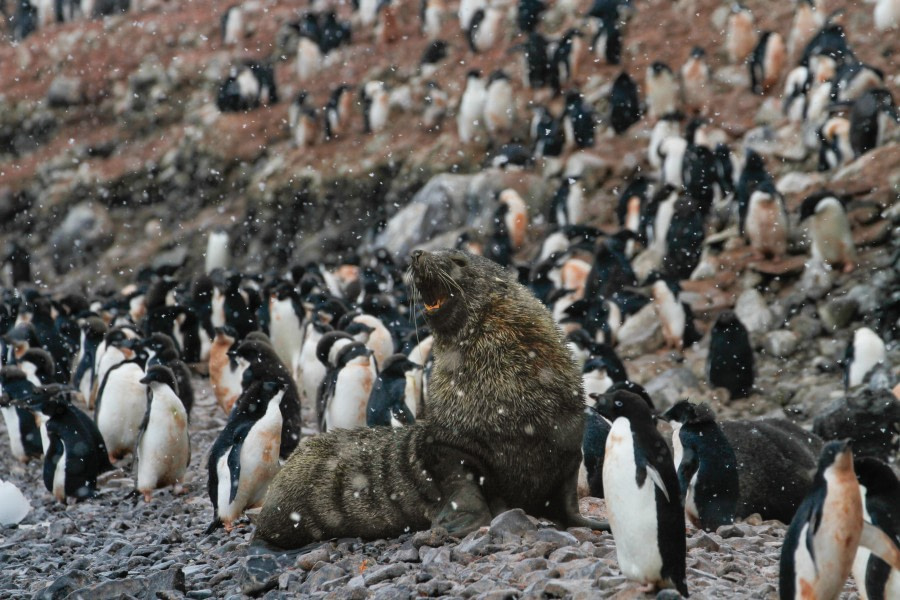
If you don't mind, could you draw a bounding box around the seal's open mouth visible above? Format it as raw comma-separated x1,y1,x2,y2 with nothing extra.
424,296,446,313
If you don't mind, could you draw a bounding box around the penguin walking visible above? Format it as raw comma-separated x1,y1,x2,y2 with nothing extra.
207,380,286,532
779,441,900,600
458,70,487,144
595,389,688,597
852,457,900,600
318,341,378,432
134,365,190,502
25,385,113,503
662,401,740,531
799,191,856,272
366,354,419,427
707,311,754,399
844,327,886,389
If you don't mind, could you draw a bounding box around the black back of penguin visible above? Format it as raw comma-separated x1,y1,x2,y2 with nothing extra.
707,310,754,399
609,72,641,134
663,401,740,531
366,353,417,427
143,333,194,416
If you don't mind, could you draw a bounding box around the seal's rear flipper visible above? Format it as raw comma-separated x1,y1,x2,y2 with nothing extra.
558,469,611,532
433,479,492,537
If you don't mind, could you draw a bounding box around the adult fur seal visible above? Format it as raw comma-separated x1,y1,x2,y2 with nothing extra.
254,249,607,548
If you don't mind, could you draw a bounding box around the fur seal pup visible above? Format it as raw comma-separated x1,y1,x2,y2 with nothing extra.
255,249,608,548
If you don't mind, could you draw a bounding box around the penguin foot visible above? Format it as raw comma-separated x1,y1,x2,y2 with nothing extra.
204,519,223,535
142,491,153,503
172,483,186,496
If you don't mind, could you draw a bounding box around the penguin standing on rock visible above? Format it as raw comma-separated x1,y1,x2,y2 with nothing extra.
645,62,679,120
563,91,596,149
745,184,789,260
366,354,419,427
596,389,688,597
844,327,886,389
458,70,487,144
0,367,44,462
207,380,286,533
289,92,319,148
318,340,378,432
209,327,244,414
749,31,786,94
780,441,900,600
551,177,586,227
707,311,754,399
221,5,244,46
95,344,148,461
24,385,113,503
680,47,710,113
483,71,515,143
650,278,699,351
325,85,354,140
726,4,756,64
849,88,900,157
361,81,390,134
73,316,107,402
134,365,190,502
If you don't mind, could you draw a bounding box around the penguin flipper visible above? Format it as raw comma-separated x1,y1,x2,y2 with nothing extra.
676,445,698,498
860,521,900,571
227,442,243,505
645,463,671,503
42,435,63,493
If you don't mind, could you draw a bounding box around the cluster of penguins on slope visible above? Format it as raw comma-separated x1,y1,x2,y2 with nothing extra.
1,0,150,41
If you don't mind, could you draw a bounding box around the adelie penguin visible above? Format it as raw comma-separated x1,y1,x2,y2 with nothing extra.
645,62,679,120
551,176,586,227
745,183,789,260
134,365,190,502
662,401,740,531
725,3,756,64
288,92,319,148
562,90,596,149
680,47,710,113
749,31,786,94
844,327,886,389
466,5,503,53
366,353,419,427
780,441,900,600
595,389,688,597
458,70,487,144
609,72,641,135
95,341,149,461
209,327,244,414
849,88,900,157
207,380,287,533
650,277,700,351
799,191,856,272
142,333,194,416
221,4,244,46
325,85,354,140
0,367,44,462
23,385,113,503
852,457,900,600
483,71,515,143
707,310,754,399
73,316,108,403
318,340,378,432
342,313,394,369
361,81,390,134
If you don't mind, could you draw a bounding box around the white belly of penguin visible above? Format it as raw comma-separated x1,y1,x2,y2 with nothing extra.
326,362,375,431
137,387,189,491
97,364,148,456
269,298,302,370
53,446,67,502
211,290,226,329
1,407,26,461
299,339,326,410
218,396,283,523
603,418,664,583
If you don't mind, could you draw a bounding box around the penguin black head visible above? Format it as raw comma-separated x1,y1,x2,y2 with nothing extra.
344,320,375,338
650,61,673,75
814,439,854,482
140,364,179,392
379,354,421,377
20,384,74,418
79,315,108,340
421,40,448,66
465,69,482,81
689,46,706,59
0,366,32,400
661,400,716,425
144,332,179,360
488,70,510,85
336,341,372,367
20,348,56,384
798,190,847,222
606,380,654,410
316,331,355,367
592,389,655,424
853,456,899,496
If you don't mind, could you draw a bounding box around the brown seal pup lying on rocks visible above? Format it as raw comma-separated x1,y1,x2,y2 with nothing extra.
254,248,608,548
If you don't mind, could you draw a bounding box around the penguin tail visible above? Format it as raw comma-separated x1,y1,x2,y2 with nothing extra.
205,518,223,535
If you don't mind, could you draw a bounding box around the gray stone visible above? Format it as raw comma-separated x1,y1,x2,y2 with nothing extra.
776,171,825,195
34,570,93,600
476,588,521,599
456,530,492,555
687,532,721,552
419,546,451,565
644,368,701,411
616,303,664,358
789,314,822,340
762,330,799,358
411,527,448,549
64,567,184,600
239,555,279,595
716,524,745,539
798,260,834,300
47,76,83,107
296,547,331,570
48,202,114,274
488,509,537,543
388,541,419,563
735,289,774,335
363,563,406,586
844,284,881,316
525,528,579,548
813,388,900,458
186,591,214,599
542,579,596,599
415,578,453,597
818,295,859,331
656,590,686,599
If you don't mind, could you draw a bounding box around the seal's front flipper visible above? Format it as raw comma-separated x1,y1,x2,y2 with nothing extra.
558,469,611,532
433,479,492,537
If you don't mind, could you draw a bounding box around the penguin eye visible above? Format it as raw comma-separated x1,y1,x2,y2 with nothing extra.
614,400,623,408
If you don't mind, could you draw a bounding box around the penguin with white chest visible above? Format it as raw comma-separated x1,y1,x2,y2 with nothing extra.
852,457,900,600
0,366,44,462
209,326,245,414
94,343,148,461
780,441,900,600
844,327,886,389
72,315,107,404
207,380,286,532
318,340,377,432
134,365,190,502
595,389,688,597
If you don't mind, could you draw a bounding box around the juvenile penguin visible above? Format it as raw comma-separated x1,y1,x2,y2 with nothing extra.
366,353,419,427
25,385,113,503
779,441,900,600
745,184,789,259
134,365,190,502
799,191,856,272
596,389,688,596
662,401,740,531
255,249,607,548
844,327,886,389
852,457,900,600
707,311,754,399
207,380,286,532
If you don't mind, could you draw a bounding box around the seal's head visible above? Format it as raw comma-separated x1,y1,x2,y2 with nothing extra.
408,249,508,336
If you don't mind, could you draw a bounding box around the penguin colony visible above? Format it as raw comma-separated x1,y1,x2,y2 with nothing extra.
1,0,900,597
